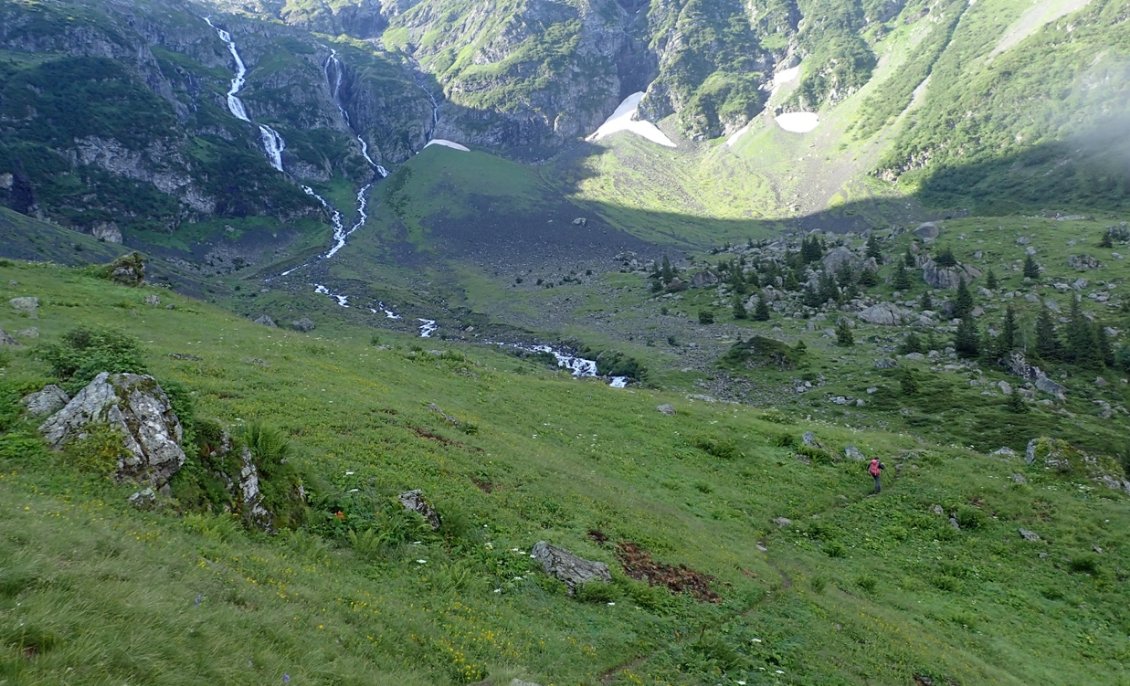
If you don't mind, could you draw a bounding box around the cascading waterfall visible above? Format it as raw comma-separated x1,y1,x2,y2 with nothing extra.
202,20,623,384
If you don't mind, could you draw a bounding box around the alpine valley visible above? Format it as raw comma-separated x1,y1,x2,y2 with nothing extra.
0,0,1129,684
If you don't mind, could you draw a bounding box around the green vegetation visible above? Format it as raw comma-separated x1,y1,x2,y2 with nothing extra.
1,258,1124,685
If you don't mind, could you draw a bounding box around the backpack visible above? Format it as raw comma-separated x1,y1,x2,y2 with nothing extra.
868,459,882,477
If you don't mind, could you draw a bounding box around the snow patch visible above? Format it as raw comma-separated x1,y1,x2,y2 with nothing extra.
424,139,470,152
587,92,676,148
773,66,801,89
775,112,819,133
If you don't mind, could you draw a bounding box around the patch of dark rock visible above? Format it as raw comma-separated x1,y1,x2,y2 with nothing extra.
615,541,720,603
168,352,203,361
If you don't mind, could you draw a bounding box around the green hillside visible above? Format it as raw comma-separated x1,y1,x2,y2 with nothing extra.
1,259,1127,684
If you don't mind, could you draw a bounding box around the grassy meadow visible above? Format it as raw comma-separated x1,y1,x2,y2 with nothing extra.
0,259,1127,685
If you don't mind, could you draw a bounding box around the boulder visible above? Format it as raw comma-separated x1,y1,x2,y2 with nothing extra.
290,317,316,332
690,270,719,288
921,261,981,290
656,404,676,416
1018,528,1041,542
802,431,821,448
530,541,611,592
9,296,38,317
1005,351,1065,400
144,294,161,306
20,385,70,417
0,328,16,346
821,246,856,273
91,221,123,244
873,358,897,369
914,222,940,240
772,517,792,528
39,372,185,488
106,252,145,286
398,489,442,530
254,314,277,327
128,487,158,510
843,445,865,461
857,303,908,325
1011,473,1027,484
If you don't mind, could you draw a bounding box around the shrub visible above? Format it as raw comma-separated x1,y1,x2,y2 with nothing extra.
574,582,618,604
63,423,125,478
39,326,147,391
694,436,743,460
1068,555,1100,575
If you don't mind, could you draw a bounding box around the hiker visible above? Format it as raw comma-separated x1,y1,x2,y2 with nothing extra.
868,457,885,493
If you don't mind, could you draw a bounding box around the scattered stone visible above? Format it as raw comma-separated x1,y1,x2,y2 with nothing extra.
656,403,676,416
991,447,1016,457
843,445,865,461
9,296,38,317
1011,473,1027,484
20,385,70,417
290,317,316,332
571,217,587,226
772,517,792,528
128,487,158,510
144,294,161,306
949,516,961,531
998,381,1012,395
931,504,944,516
39,372,186,489
1093,545,1103,554
399,489,442,530
530,541,611,593
802,431,821,448
0,328,16,346
253,314,277,327
1018,528,1041,542
874,358,897,369
1068,254,1101,270
168,352,203,361
17,327,38,339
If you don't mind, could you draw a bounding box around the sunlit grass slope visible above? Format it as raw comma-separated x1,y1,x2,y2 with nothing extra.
0,260,1127,685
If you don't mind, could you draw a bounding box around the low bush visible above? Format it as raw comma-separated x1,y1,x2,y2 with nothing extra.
38,326,146,391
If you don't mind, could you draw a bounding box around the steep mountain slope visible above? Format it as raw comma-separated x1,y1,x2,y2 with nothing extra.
1,259,1127,684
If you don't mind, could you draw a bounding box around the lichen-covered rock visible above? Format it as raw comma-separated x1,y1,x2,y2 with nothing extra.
238,446,274,531
21,385,70,417
857,302,909,325
530,541,611,593
656,404,676,416
399,489,442,530
39,372,185,488
9,296,38,317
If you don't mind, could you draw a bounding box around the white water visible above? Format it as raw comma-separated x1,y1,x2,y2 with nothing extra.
314,284,349,307
423,139,470,152
325,50,389,178
587,92,676,147
418,319,438,337
259,125,286,171
204,17,251,122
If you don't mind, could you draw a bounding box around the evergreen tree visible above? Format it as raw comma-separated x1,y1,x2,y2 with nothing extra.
836,261,855,287
953,277,974,319
801,235,824,264
865,234,883,263
784,269,800,292
995,305,1018,357
732,294,748,320
892,261,911,290
661,255,675,284
898,332,924,354
1023,254,1040,279
1099,232,1114,248
753,293,771,321
1065,297,1100,367
746,269,760,288
801,283,822,308
898,367,919,395
1008,386,1028,414
904,248,916,267
935,246,958,267
818,271,838,304
1034,304,1061,361
729,266,746,295
835,319,854,347
954,315,980,358
698,309,715,325
1096,322,1115,367
986,269,998,290
859,268,879,288
920,290,934,310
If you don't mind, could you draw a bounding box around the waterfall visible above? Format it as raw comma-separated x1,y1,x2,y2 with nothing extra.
325,49,388,178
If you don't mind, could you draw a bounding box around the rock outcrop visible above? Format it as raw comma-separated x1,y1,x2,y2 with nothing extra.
398,489,442,530
530,541,611,593
39,372,185,488
21,385,70,417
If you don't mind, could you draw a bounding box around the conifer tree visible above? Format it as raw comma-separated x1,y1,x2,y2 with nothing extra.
935,246,958,267
732,294,748,319
661,255,675,284
904,248,916,267
1034,304,1061,361
858,267,879,288
986,269,998,290
954,315,980,358
753,293,771,321
1008,386,1028,414
802,283,821,308
1065,297,1100,367
729,266,746,295
1023,254,1040,279
920,290,934,310
1096,322,1114,368
893,261,911,290
818,271,838,304
995,305,1018,357
835,319,854,347
865,234,883,263
953,277,974,319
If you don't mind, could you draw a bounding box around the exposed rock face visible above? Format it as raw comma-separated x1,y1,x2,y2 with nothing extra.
237,446,274,531
91,221,123,243
398,489,442,530
20,385,70,417
921,260,981,289
530,541,611,592
39,372,185,488
1005,352,1065,400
